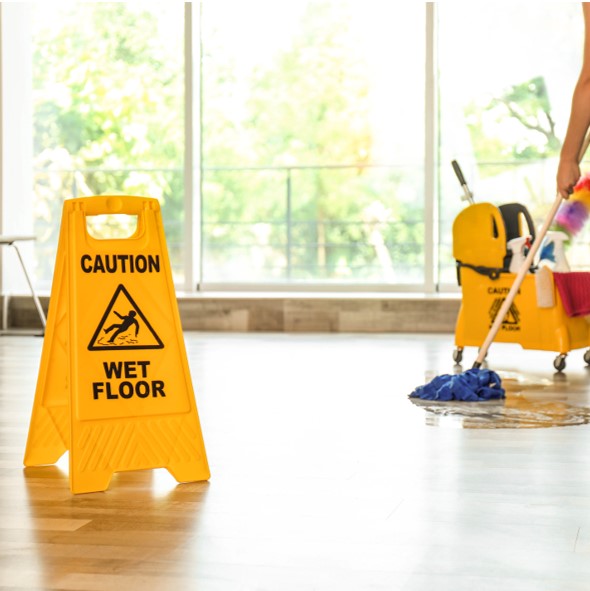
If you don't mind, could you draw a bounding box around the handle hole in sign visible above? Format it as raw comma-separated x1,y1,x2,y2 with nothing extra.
86,214,138,240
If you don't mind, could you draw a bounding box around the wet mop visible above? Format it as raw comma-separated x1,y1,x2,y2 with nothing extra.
411,136,590,401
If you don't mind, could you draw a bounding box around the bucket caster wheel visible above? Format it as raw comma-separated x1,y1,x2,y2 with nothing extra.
584,349,590,365
452,347,463,364
554,354,567,372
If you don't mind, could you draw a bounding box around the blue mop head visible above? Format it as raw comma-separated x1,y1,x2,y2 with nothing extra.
409,368,505,402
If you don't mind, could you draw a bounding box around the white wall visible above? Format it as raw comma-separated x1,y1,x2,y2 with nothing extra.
1,3,36,295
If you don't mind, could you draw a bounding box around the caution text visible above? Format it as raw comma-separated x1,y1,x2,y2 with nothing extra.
81,254,160,274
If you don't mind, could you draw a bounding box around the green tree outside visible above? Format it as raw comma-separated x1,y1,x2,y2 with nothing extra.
201,0,425,282
32,3,184,281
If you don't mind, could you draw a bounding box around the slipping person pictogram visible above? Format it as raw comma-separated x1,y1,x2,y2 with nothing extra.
88,284,163,351
104,310,139,343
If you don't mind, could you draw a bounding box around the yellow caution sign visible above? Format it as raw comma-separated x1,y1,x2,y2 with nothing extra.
23,196,210,494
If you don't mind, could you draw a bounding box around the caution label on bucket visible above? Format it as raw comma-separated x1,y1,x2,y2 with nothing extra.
489,297,521,332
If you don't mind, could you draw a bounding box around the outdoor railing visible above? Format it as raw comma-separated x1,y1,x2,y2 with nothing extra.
32,158,577,289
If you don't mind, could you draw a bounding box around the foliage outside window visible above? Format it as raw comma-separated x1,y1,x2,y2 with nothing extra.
32,2,184,285
437,4,586,283
27,2,587,293
200,1,426,285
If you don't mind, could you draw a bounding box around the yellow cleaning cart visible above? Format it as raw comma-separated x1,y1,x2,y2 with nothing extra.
452,201,590,371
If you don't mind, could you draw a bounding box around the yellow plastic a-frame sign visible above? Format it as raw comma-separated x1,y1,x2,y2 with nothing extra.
23,195,210,494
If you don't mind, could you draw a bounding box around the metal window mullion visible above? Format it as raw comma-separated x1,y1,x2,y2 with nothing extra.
184,2,203,293
424,2,437,293
183,3,193,292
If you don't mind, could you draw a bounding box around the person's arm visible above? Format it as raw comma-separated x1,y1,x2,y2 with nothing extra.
557,3,590,198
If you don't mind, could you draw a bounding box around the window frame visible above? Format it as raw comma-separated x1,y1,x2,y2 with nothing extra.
1,2,444,295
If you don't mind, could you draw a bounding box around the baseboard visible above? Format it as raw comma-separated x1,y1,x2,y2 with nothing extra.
2,293,460,333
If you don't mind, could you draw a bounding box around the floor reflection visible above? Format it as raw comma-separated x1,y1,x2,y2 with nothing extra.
410,368,590,429
20,465,210,590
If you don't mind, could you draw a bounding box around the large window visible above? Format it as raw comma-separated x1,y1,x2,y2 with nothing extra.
30,2,185,286
437,3,586,282
2,3,587,294
200,1,425,287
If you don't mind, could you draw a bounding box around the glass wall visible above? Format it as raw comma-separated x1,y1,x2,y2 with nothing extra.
30,2,185,287
437,3,586,283
200,1,425,287
3,3,588,294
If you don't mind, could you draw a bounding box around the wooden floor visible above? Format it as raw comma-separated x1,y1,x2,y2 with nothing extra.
3,332,590,590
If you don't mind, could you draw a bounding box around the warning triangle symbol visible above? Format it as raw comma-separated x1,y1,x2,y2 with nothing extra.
88,284,164,351
502,303,520,325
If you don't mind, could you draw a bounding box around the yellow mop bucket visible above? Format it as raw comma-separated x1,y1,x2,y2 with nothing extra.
453,201,590,371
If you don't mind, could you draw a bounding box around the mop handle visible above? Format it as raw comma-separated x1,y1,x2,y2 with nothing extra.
472,194,562,368
472,129,590,369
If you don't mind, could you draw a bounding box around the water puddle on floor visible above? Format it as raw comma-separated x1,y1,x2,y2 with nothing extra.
409,370,590,429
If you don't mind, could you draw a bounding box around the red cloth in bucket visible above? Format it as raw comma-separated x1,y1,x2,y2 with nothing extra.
553,272,590,317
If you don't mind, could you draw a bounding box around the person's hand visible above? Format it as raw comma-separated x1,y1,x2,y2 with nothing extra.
556,159,581,199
